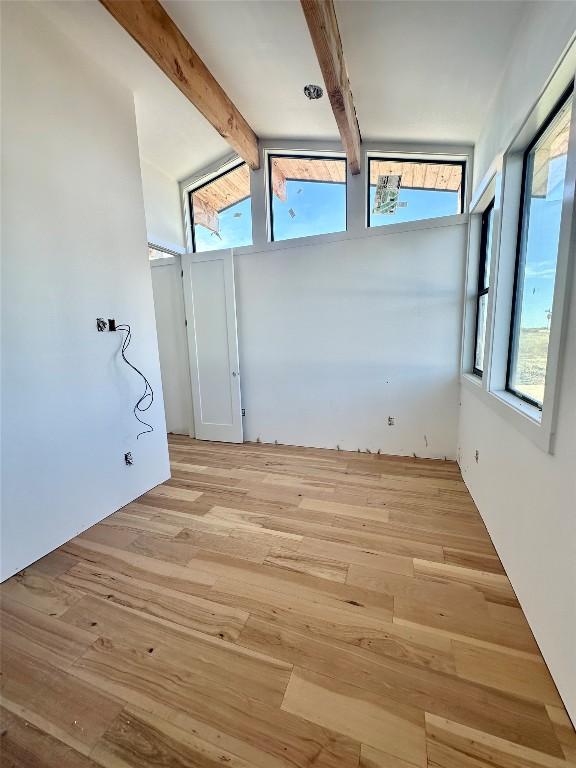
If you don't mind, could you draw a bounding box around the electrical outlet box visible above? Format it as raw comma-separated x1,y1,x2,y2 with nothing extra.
124,452,133,466
96,318,117,332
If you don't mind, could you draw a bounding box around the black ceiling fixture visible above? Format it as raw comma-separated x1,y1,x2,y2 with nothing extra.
304,84,323,100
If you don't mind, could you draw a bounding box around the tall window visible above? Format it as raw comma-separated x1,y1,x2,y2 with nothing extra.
507,88,573,407
367,158,464,228
268,154,347,242
189,162,252,252
473,200,495,376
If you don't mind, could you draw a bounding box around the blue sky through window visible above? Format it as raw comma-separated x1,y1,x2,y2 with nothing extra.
517,153,566,329
194,196,252,252
368,185,459,227
272,179,346,242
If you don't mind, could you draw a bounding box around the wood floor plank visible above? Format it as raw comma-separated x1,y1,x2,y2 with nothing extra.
299,536,414,576
299,497,391,523
58,562,249,641
360,744,422,768
412,558,518,606
0,706,102,768
210,576,398,640
127,532,201,564
204,505,304,541
175,526,273,563
1,436,572,768
79,525,141,550
453,641,563,706
1,571,84,617
237,615,563,757
60,538,216,597
346,563,494,624
394,586,530,652
71,637,359,768
218,587,455,673
91,706,256,768
281,667,426,766
1,645,123,753
174,517,302,552
187,549,394,622
61,595,292,707
255,515,445,561
264,545,349,582
425,712,570,768
141,485,204,503
27,550,80,578
334,514,497,555
546,706,576,765
443,546,506,575
1,596,98,671
100,512,183,538
486,602,542,654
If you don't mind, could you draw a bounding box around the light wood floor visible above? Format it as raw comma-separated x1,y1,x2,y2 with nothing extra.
1,436,575,767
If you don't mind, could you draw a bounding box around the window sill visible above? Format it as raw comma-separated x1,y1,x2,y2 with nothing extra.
462,372,482,390
490,388,542,423
460,374,552,453
235,213,468,257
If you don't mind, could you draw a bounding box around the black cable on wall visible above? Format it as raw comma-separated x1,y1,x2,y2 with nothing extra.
116,323,154,439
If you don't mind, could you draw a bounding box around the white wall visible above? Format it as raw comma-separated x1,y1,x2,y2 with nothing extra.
459,3,576,723
236,220,466,459
474,2,576,187
140,159,185,253
0,1,170,581
151,259,194,435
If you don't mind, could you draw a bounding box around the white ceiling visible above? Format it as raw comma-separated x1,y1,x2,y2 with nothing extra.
163,0,339,142
40,0,231,179
43,0,528,182
336,0,526,144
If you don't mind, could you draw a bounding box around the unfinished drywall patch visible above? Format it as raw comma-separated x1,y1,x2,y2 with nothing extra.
1,1,170,580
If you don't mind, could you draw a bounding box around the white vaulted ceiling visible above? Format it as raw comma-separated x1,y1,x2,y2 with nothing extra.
43,0,528,182
336,0,526,144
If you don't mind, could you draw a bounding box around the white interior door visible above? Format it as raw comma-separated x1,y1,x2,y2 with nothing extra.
150,257,194,436
182,249,243,443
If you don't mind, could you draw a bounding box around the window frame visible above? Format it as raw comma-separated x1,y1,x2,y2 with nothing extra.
148,242,180,262
267,152,348,243
366,155,466,229
505,84,574,410
472,198,495,377
460,59,576,455
187,159,251,254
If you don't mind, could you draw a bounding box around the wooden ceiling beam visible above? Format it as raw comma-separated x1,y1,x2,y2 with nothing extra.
301,0,361,175
99,0,260,170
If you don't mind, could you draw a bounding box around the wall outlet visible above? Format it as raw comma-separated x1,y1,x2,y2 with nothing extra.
96,318,116,332
124,452,133,466
388,416,395,426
